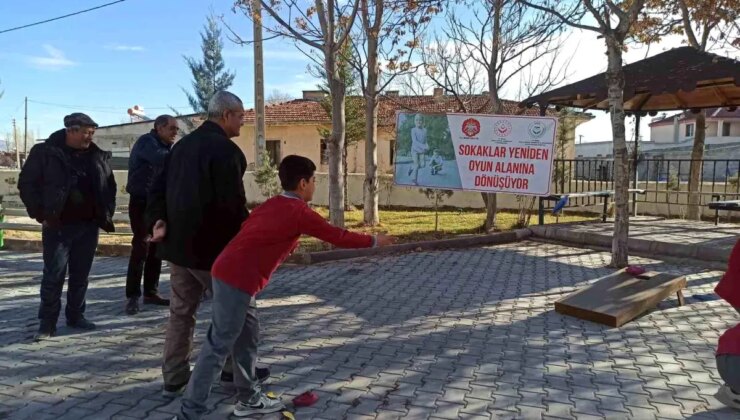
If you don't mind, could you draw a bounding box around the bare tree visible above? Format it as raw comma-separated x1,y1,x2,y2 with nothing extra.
639,0,740,220
348,0,440,226
234,0,362,227
520,0,647,267
416,0,570,231
266,89,294,105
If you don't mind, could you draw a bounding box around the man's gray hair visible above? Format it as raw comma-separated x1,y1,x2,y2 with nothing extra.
207,91,243,120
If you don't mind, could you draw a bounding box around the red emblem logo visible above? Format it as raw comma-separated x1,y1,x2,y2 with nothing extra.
462,118,481,137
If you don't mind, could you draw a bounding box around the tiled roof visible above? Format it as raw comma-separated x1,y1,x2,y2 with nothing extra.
243,95,564,126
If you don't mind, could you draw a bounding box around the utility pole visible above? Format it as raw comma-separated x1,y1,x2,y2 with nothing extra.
253,0,266,167
12,119,20,169
23,97,28,166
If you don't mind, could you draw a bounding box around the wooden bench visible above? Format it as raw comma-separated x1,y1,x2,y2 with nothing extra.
538,189,646,225
554,269,686,327
708,194,740,225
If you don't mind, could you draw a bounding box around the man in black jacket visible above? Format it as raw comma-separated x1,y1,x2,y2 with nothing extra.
147,91,254,397
124,115,178,315
18,113,117,340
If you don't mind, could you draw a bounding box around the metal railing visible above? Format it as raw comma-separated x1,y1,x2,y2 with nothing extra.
549,158,740,212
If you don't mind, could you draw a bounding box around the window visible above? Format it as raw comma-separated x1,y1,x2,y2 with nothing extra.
320,138,329,165
723,122,731,137
685,123,694,138
266,140,281,165
390,140,396,164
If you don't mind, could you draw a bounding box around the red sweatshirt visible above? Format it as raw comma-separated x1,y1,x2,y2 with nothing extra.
715,238,740,355
715,238,740,309
719,324,740,356
212,194,374,296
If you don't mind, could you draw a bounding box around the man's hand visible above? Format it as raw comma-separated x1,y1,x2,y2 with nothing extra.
376,233,397,247
149,220,167,243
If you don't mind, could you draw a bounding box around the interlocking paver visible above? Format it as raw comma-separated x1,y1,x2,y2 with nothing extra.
0,241,734,419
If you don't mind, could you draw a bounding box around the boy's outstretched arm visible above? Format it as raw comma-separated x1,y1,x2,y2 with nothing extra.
299,206,396,248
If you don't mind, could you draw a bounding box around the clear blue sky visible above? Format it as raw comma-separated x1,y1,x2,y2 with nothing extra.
1,0,713,148
0,0,317,144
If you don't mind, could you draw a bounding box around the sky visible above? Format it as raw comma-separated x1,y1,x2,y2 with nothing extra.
0,0,736,150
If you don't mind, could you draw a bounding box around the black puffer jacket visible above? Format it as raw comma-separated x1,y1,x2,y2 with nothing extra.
146,121,248,270
18,129,117,232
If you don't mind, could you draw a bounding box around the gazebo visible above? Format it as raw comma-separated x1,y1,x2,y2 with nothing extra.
520,46,740,214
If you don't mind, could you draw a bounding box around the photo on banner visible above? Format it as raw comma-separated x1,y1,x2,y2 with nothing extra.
393,112,463,189
394,111,558,196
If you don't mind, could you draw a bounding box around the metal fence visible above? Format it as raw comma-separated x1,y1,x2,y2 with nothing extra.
551,158,740,209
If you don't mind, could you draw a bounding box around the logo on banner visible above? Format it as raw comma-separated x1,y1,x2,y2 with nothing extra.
528,121,547,139
462,118,481,137
493,120,513,138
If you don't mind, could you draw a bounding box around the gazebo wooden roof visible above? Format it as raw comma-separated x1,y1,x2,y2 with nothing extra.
520,47,740,113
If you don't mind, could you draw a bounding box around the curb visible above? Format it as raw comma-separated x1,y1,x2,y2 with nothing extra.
286,229,532,265
3,229,533,264
529,225,732,264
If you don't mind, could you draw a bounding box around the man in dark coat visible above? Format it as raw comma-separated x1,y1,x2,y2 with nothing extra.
147,91,255,397
18,113,116,340
124,114,178,315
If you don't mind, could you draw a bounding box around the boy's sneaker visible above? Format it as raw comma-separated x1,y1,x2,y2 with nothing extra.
233,393,285,417
715,384,740,410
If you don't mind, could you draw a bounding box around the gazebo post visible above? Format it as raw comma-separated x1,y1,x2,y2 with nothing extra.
633,114,640,216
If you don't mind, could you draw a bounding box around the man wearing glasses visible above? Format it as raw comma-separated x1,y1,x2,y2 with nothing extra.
18,113,117,340
124,115,179,315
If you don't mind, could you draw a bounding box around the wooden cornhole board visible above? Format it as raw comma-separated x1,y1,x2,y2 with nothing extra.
554,269,686,327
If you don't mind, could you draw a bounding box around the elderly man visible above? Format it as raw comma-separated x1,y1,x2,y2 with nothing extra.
148,91,268,398
124,115,179,315
18,113,116,340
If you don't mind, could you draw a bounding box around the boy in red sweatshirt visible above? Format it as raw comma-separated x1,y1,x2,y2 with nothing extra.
714,238,740,410
176,155,395,419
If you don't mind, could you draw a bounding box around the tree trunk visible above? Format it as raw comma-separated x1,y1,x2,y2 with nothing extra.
343,140,350,211
687,112,705,220
363,34,380,226
481,193,497,231
434,192,439,232
606,40,629,268
327,61,346,227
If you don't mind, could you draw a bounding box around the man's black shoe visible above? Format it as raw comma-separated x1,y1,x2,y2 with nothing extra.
34,323,56,341
143,294,170,306
66,318,96,330
162,382,187,398
126,297,140,315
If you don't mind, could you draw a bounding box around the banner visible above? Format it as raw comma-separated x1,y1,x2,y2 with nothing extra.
393,112,557,196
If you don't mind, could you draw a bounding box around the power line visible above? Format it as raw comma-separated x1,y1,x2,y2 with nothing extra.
0,0,127,35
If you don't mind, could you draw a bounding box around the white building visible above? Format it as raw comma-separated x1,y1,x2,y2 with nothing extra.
576,107,740,158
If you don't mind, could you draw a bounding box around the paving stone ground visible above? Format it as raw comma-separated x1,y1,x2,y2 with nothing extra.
0,241,739,419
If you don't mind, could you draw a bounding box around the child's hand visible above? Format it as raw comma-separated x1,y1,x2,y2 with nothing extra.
376,234,397,247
